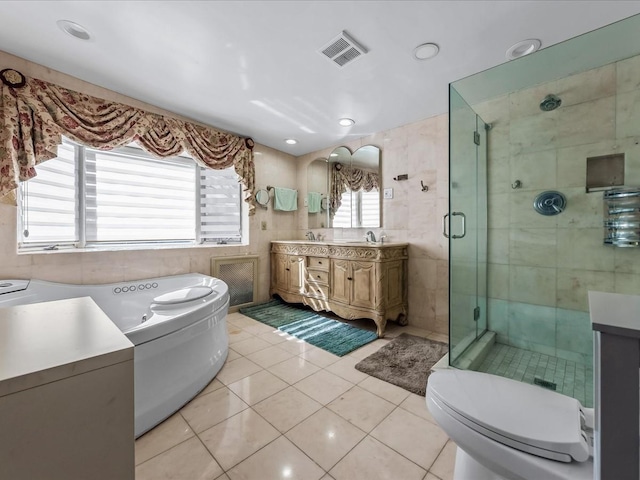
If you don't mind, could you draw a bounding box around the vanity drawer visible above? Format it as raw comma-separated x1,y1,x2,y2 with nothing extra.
308,257,329,270
307,269,329,284
306,283,328,299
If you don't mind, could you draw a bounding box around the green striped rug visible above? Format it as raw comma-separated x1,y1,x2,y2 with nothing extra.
239,299,378,356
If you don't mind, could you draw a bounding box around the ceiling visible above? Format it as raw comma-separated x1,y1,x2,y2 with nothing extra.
0,1,639,156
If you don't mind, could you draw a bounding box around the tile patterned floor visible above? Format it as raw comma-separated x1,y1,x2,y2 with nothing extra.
476,343,594,407
134,312,455,480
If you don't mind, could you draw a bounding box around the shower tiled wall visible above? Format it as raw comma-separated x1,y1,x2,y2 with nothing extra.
475,53,640,363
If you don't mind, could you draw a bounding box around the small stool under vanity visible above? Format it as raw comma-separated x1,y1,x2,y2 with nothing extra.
270,240,408,337
0,297,135,480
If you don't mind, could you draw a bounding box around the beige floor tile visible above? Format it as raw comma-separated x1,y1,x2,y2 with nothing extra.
216,474,231,480
330,435,426,480
227,435,325,480
227,314,263,329
199,409,280,471
135,436,223,480
427,332,448,344
399,393,437,424
231,336,272,356
402,326,434,339
253,386,322,433
299,346,341,368
217,357,263,385
227,349,242,361
228,370,288,405
327,386,395,433
267,355,321,384
198,378,225,398
370,408,448,471
294,370,354,405
348,339,390,360
228,330,254,344
429,440,457,480
321,475,336,480
358,376,410,405
135,413,194,465
242,322,277,335
257,330,289,345
180,387,249,433
286,408,366,470
277,337,315,355
424,473,442,480
246,345,294,368
325,356,369,384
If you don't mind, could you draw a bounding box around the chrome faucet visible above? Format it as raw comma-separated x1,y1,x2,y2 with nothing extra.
379,232,387,244
306,231,316,241
365,231,376,243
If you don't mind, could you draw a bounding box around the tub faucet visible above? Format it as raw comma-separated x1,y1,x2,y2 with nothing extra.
365,231,376,243
306,231,316,241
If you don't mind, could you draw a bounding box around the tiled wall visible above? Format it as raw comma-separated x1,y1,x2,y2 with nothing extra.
0,51,299,301
296,114,451,334
474,54,640,363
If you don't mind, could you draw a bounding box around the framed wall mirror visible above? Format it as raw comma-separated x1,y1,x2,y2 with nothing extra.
328,145,381,228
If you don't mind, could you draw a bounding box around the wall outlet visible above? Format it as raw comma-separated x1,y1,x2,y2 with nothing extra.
383,188,393,199
261,221,267,230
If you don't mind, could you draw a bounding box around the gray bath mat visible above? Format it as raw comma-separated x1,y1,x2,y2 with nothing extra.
355,333,448,396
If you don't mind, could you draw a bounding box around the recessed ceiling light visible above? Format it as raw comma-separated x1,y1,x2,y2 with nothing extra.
413,43,439,61
285,139,297,145
339,118,355,127
57,20,91,40
506,39,541,60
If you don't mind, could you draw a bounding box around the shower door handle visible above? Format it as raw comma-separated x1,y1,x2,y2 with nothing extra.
442,214,450,238
451,211,466,239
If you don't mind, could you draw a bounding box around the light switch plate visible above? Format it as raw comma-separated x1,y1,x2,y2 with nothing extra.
383,188,393,199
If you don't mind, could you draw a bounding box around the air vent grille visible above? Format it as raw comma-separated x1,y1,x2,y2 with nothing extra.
211,255,259,311
319,31,367,68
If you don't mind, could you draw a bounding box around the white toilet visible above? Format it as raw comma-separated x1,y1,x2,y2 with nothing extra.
426,369,595,480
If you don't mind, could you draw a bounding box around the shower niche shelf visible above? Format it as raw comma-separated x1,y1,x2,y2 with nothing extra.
604,187,640,247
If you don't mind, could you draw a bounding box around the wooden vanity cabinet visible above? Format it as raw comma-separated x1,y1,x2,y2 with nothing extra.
270,241,408,337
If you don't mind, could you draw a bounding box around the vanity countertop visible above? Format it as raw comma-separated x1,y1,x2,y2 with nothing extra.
0,297,134,397
272,240,408,247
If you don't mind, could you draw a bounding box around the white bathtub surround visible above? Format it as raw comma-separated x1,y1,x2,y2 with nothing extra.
0,297,134,480
0,273,230,437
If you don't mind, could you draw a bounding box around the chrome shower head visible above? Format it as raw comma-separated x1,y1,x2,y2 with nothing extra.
540,94,562,112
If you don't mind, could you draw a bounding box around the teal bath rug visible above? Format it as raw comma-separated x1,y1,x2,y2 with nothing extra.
239,299,378,356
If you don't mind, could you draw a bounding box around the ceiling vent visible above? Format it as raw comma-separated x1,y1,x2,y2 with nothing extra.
319,31,368,67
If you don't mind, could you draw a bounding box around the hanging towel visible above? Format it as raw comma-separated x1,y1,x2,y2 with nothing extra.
273,187,298,211
307,192,321,213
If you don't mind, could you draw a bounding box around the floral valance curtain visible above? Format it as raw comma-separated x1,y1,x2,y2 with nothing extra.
329,163,380,218
0,68,256,214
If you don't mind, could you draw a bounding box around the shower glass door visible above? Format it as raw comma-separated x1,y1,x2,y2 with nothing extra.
448,86,488,368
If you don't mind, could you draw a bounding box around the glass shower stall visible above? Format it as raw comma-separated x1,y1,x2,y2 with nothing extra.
447,13,640,408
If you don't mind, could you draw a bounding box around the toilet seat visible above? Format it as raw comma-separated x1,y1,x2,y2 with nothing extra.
427,369,590,463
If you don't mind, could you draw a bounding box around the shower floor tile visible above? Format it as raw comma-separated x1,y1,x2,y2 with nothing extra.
475,343,594,407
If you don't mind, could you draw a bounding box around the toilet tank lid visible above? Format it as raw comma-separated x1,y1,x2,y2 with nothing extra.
428,369,590,462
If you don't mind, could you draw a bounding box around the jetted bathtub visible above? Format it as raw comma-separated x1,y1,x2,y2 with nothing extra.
0,273,229,437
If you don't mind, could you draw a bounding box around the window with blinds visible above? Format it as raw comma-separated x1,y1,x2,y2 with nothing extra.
18,141,243,250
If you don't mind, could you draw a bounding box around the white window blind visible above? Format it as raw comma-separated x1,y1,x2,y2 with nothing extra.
199,167,242,243
85,147,196,242
361,189,380,227
332,191,352,228
19,144,78,245
18,140,243,250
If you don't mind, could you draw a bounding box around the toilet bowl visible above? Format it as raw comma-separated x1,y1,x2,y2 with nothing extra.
426,369,595,480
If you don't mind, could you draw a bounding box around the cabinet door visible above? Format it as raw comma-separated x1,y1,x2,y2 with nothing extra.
330,259,351,304
351,261,376,308
273,254,290,291
382,260,404,307
288,256,305,293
